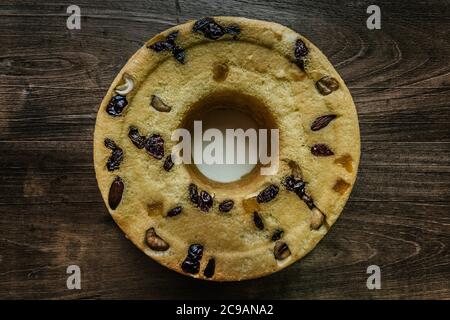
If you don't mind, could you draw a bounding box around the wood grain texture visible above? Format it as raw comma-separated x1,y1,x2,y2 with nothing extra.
0,0,449,299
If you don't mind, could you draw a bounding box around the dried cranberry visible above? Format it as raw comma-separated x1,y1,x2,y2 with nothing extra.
198,190,213,212
144,134,164,159
106,95,128,116
128,126,145,149
256,184,279,203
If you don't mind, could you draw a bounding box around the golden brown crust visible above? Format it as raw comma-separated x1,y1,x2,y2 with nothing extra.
93,16,360,281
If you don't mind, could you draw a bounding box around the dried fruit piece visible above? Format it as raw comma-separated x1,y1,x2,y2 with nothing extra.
282,175,305,197
166,206,182,217
193,17,240,40
144,134,164,159
271,229,284,241
218,199,234,213
212,62,229,82
294,39,309,70
334,154,353,173
148,31,185,64
181,244,204,274
108,176,124,210
104,138,123,171
106,95,128,116
188,183,199,206
203,258,215,278
274,241,291,260
302,194,315,209
145,227,169,251
310,207,325,230
253,212,264,230
256,184,279,203
316,76,340,95
150,95,172,112
128,126,145,149
163,154,174,171
333,178,351,194
198,190,213,212
311,144,334,157
311,114,337,131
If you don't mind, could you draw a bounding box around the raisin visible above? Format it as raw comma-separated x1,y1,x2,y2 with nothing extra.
128,126,145,149
106,148,123,171
198,190,213,212
106,95,128,116
271,229,284,241
253,212,264,230
225,25,241,36
144,134,164,159
274,241,291,260
181,259,200,274
302,194,315,209
148,31,185,64
282,175,305,197
218,199,234,213
166,206,182,217
188,244,204,260
256,184,279,203
203,258,215,278
311,144,334,156
172,45,185,64
188,183,199,206
146,227,169,251
181,244,203,274
311,114,337,131
104,138,123,171
104,138,117,150
163,154,174,171
193,17,240,40
108,176,124,210
166,31,179,43
294,39,308,70
295,39,308,58
316,76,340,95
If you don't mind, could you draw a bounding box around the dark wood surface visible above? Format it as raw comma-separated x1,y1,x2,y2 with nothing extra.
1,0,449,299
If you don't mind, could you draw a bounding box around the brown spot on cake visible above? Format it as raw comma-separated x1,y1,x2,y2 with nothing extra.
335,154,353,173
333,178,351,195
146,202,163,216
212,62,229,82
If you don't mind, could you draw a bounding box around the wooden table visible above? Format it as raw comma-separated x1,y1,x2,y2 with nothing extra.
1,0,449,299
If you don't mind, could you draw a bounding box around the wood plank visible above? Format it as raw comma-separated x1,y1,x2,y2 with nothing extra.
0,86,449,141
0,201,448,299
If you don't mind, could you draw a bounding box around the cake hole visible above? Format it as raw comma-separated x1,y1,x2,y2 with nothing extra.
180,91,277,188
